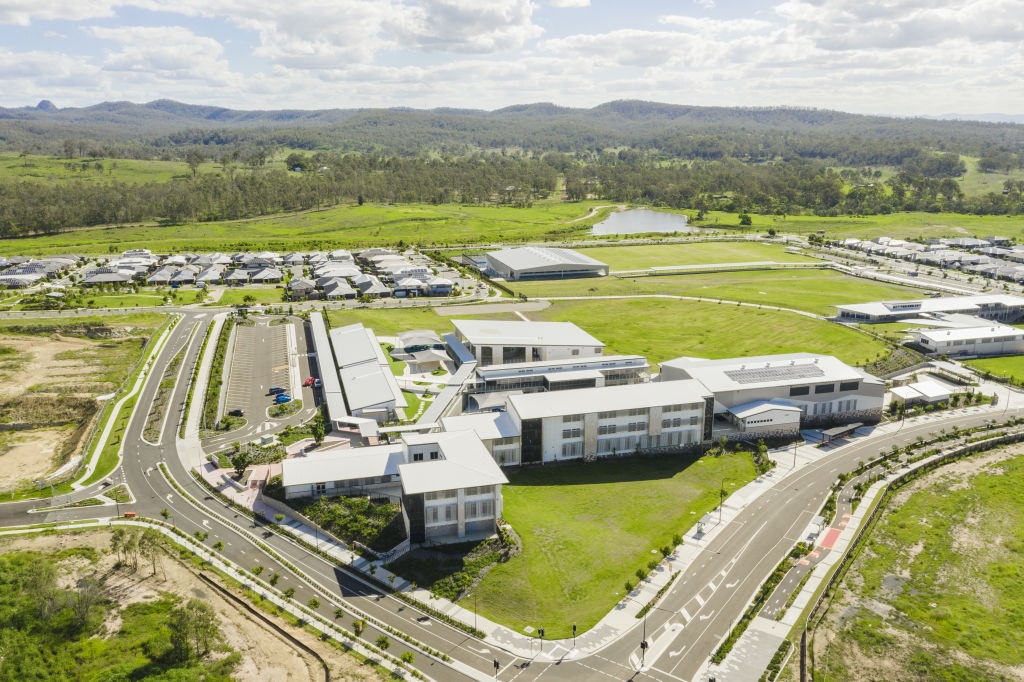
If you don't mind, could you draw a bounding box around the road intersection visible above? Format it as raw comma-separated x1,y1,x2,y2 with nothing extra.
1,306,1020,681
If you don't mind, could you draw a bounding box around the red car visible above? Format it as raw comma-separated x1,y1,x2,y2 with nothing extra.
303,377,315,386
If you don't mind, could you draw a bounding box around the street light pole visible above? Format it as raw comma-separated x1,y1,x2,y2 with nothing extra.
718,477,727,525
572,621,576,648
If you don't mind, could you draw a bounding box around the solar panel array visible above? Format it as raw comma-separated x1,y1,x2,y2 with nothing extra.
723,363,825,385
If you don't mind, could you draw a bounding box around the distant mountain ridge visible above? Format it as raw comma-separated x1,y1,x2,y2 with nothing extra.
2,98,1023,158
4,98,1019,130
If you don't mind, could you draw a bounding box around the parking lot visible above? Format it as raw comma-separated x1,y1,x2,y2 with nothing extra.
223,320,291,420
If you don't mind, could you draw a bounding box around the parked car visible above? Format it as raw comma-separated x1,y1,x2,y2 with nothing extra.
303,377,315,386
268,386,286,395
228,408,244,417
313,378,322,388
274,394,292,404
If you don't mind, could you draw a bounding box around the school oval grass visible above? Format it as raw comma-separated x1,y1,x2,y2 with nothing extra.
464,452,757,639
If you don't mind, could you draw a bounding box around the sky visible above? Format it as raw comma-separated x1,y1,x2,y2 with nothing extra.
0,0,1022,115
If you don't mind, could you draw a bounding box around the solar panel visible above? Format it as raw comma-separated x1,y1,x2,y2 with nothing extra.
723,364,825,385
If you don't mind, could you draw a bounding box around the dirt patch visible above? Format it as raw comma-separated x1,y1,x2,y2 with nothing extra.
0,333,95,400
0,427,70,487
0,529,383,681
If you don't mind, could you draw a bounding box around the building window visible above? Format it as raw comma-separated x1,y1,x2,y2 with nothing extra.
814,384,835,394
598,424,617,435
789,385,810,396
561,442,583,458
839,381,859,391
430,451,439,460
562,414,582,423
562,428,582,439
571,349,580,356
598,411,617,420
412,452,423,462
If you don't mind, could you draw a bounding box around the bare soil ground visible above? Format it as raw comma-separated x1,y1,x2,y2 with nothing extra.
0,530,384,682
0,427,69,487
0,333,94,400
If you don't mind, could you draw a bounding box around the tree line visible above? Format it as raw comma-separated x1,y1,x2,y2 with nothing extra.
3,148,1024,237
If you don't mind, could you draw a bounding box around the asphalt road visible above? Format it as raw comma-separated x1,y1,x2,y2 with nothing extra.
1,307,1018,682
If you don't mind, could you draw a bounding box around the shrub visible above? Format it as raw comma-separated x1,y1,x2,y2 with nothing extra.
308,597,320,609
376,634,390,650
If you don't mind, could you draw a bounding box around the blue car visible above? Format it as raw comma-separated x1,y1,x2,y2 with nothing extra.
274,394,291,404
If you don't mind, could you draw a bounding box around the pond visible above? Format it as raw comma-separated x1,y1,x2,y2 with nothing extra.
591,208,699,235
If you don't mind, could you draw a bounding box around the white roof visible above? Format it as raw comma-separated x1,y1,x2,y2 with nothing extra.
507,379,709,420
729,399,803,420
453,319,604,348
340,362,406,411
398,431,508,495
660,353,881,392
486,247,607,273
913,324,1022,343
836,294,1024,318
894,380,951,401
331,323,379,368
891,385,922,400
281,445,403,488
440,411,521,440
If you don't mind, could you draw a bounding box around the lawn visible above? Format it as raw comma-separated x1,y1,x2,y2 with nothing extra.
325,306,519,337
466,452,757,638
210,287,285,307
813,451,1024,680
530,298,890,366
74,293,168,309
574,241,820,270
0,200,614,256
967,355,1024,383
511,268,920,316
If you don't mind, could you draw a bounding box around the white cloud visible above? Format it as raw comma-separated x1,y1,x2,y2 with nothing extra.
0,0,120,25
2,0,1024,114
43,30,67,38
385,0,543,54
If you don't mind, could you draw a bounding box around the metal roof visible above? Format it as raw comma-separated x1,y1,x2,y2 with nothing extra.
485,246,607,273
508,380,709,421
452,319,604,348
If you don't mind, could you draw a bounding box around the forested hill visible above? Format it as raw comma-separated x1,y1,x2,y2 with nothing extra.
3,98,1024,160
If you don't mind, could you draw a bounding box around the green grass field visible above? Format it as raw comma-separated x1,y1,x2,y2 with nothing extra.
812,451,1024,680
0,201,614,256
324,306,521,336
466,453,756,638
529,298,889,366
0,151,224,184
967,355,1024,382
958,156,1024,196
512,269,920,316
209,287,285,307
574,242,819,270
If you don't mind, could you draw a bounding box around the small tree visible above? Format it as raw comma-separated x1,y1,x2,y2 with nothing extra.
230,450,251,478
283,587,296,599
253,566,264,576
376,634,390,650
270,573,280,586
308,597,321,609
400,651,414,664
334,607,345,620
274,514,285,523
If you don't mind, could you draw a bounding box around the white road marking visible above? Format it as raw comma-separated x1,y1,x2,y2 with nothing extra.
699,611,714,621
680,607,691,623
695,595,705,607
726,581,738,589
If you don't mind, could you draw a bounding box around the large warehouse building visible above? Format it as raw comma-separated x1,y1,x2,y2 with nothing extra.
484,246,609,280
